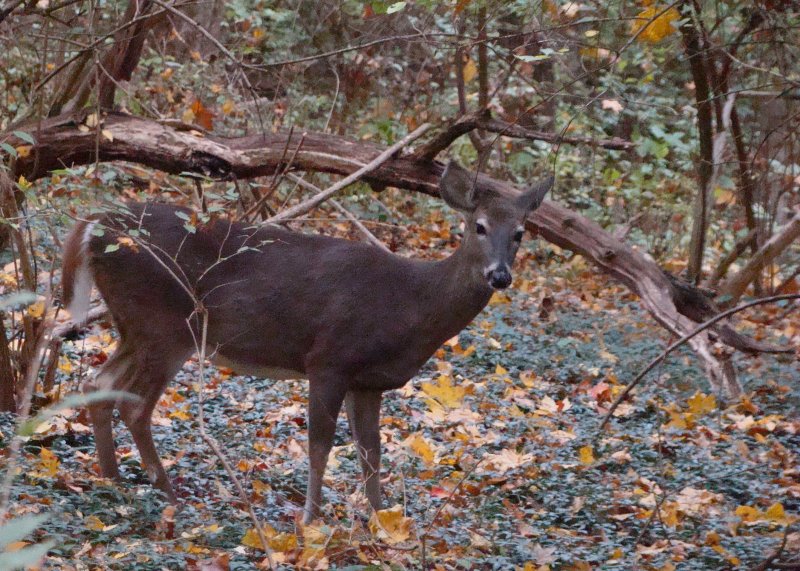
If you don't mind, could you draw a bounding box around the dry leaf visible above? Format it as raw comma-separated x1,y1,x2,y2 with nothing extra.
369,505,413,544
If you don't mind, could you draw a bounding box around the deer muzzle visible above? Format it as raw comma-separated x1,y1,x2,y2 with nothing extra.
486,266,512,289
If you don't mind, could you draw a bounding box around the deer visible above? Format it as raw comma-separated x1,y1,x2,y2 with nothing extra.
61,160,553,524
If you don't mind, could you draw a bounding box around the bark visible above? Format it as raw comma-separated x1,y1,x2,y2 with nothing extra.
715,9,765,261
680,4,716,284
0,170,39,404
5,111,792,394
707,229,756,289
0,315,16,412
56,0,156,114
720,210,800,303
413,109,632,163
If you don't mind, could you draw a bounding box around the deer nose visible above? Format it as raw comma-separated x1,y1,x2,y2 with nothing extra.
487,267,512,289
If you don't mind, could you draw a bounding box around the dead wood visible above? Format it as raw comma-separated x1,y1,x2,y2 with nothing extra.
5,110,792,395
413,109,634,162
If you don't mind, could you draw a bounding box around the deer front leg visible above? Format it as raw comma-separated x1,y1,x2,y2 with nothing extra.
304,380,346,524
345,390,383,513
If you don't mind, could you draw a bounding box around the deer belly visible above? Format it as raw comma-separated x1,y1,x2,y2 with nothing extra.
211,354,306,380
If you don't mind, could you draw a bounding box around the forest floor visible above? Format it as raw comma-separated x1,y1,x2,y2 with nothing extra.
2,226,798,571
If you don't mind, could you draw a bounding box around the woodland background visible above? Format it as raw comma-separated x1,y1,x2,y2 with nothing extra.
0,0,798,569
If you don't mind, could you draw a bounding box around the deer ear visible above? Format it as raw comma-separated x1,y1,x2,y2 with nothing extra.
439,160,478,212
517,176,554,212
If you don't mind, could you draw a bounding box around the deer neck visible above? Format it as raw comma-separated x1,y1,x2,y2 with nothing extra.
425,230,494,330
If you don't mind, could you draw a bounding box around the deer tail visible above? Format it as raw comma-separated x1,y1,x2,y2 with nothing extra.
62,220,96,323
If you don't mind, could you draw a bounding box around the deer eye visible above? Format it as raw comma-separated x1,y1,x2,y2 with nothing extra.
476,222,487,236
513,230,524,242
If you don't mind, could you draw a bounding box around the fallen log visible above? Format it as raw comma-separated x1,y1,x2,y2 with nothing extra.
5,110,792,395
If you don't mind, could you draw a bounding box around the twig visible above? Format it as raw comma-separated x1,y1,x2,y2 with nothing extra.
412,111,633,162
706,229,757,289
191,308,275,569
243,130,306,223
53,305,108,338
0,302,56,517
267,123,431,223
720,210,800,303
749,524,794,571
286,174,391,253
599,293,800,429
0,0,24,25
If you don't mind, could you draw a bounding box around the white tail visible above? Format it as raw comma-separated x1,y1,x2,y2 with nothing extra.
62,221,96,324
62,161,553,523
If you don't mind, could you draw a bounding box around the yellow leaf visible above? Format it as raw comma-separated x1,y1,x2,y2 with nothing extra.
369,504,413,544
661,502,680,527
27,301,45,319
39,447,59,477
735,505,762,522
495,364,508,376
462,58,478,83
765,503,787,523
241,527,264,549
169,407,191,421
631,6,680,43
270,532,298,552
241,525,278,551
578,445,595,465
58,357,73,374
687,392,716,415
85,515,105,531
252,479,271,494
421,375,466,408
404,433,435,465
16,145,31,158
222,100,235,115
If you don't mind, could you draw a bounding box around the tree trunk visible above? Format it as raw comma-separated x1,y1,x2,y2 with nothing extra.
680,3,716,284
0,315,16,413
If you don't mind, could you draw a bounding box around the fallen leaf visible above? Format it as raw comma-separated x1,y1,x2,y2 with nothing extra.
369,505,413,544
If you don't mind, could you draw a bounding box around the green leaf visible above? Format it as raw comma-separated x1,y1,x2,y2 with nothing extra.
104,243,120,253
386,1,406,13
1,143,17,157
12,130,35,145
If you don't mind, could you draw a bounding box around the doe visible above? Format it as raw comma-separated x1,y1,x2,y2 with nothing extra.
62,161,553,523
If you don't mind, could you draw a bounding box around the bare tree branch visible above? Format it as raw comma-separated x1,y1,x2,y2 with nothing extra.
600,293,799,429
720,210,800,303
3,111,787,394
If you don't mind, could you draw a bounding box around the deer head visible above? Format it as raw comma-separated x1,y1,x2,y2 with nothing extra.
439,160,553,289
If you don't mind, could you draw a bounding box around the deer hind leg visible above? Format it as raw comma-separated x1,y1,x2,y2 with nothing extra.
83,340,137,480
117,349,192,504
303,379,346,524
345,390,383,513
